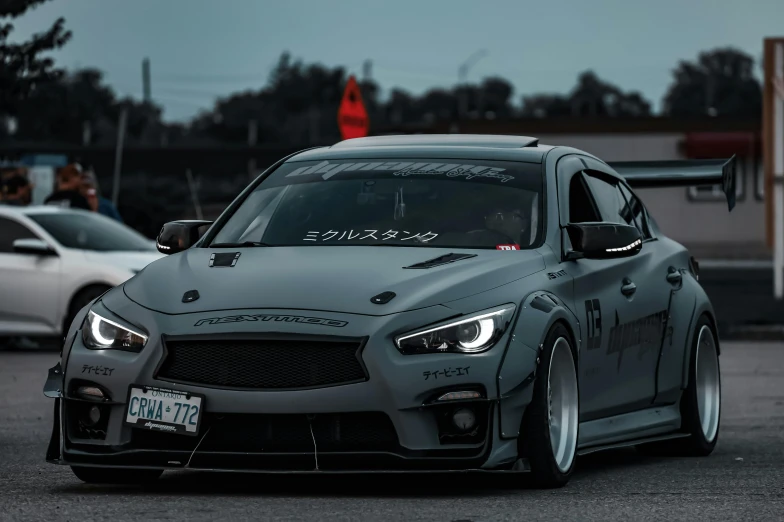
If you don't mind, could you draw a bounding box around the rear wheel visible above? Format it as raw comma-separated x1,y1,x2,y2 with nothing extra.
518,323,579,488
71,466,163,484
637,315,720,456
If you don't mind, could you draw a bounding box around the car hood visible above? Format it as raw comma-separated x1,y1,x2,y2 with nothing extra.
123,246,545,316
82,250,165,273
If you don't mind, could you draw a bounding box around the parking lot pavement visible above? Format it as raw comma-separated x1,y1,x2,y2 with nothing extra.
1,342,783,522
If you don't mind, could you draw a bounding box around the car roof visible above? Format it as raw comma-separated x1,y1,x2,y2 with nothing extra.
288,134,558,164
0,205,89,217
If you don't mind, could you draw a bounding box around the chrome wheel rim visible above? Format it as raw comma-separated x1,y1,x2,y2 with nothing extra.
695,325,721,443
548,337,579,472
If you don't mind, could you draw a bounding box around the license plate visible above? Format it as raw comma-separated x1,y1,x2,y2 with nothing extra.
124,385,204,436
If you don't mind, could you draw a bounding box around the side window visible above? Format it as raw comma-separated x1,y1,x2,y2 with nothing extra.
618,183,653,239
0,217,37,253
583,172,652,239
583,173,626,223
568,173,601,223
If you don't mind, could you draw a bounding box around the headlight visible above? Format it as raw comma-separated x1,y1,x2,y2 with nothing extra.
82,310,148,352
395,304,516,355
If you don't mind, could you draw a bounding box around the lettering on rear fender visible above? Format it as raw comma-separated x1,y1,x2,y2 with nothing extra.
194,314,348,327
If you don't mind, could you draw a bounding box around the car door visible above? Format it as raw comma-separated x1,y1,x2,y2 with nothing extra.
0,216,62,335
560,169,644,420
578,169,672,418
614,182,693,406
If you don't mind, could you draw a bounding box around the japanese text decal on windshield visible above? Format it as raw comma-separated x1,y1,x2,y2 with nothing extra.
303,230,439,242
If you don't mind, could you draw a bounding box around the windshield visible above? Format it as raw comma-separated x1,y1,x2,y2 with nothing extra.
210,158,543,249
28,211,156,252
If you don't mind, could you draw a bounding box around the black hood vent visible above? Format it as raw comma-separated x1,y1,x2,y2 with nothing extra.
210,252,241,267
404,253,477,269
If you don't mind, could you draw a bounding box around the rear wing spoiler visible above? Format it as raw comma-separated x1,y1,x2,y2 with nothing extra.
608,155,737,211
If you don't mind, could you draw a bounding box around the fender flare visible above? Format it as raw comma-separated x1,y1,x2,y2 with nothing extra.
512,290,581,359
680,302,720,390
495,290,581,440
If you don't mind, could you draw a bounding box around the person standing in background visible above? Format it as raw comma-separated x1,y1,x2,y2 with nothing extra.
0,173,32,206
44,163,91,210
81,168,123,222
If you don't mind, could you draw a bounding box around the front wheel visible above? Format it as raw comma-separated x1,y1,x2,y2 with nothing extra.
518,323,580,488
71,466,163,484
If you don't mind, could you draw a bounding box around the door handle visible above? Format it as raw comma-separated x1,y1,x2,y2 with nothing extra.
666,267,682,285
621,278,637,296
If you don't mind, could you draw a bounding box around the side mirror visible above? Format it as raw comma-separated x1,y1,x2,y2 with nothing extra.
156,220,213,255
566,222,642,260
12,238,57,256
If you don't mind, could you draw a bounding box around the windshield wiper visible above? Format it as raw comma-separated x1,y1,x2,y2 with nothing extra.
209,241,272,248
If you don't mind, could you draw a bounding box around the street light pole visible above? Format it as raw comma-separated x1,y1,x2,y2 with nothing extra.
458,49,488,121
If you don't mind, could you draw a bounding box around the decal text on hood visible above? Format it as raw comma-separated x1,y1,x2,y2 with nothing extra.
194,313,348,327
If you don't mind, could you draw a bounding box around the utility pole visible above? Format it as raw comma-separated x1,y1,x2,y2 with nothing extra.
360,60,373,127
185,169,203,220
458,50,488,121
142,57,151,103
111,108,128,207
363,60,372,82
248,119,258,182
82,121,91,145
764,38,784,299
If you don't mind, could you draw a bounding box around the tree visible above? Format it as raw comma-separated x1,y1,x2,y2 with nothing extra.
418,88,457,122
14,68,166,145
520,94,572,118
190,52,353,145
0,0,71,116
477,77,514,119
522,71,651,118
662,47,762,118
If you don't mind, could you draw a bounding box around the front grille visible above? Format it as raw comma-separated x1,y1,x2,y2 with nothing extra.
157,338,367,390
131,412,399,453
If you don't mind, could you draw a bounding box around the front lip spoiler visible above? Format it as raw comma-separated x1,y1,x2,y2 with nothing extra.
57,448,531,474
50,405,527,473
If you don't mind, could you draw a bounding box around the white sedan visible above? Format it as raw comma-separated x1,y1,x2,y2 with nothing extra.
0,206,163,338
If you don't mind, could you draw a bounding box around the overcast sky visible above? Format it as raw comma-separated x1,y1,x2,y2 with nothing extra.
11,0,784,122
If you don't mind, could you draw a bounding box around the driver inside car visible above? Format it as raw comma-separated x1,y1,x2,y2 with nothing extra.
483,206,530,246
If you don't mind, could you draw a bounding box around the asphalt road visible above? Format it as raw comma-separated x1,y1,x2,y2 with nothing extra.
1,344,783,522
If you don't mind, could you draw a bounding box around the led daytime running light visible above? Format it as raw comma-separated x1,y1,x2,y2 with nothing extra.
396,309,509,347
606,238,641,253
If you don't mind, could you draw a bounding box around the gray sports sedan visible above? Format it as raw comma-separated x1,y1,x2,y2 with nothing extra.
43,134,734,488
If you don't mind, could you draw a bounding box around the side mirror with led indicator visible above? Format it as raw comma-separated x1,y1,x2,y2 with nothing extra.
566,222,642,260
156,220,213,255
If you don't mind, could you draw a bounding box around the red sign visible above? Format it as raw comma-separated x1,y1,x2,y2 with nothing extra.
496,244,520,251
338,76,369,140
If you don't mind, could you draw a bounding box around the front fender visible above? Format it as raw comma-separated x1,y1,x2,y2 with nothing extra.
496,290,581,440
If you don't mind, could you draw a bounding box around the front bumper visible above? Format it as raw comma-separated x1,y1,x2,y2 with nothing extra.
45,302,538,473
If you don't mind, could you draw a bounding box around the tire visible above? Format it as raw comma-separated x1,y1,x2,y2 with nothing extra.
71,466,163,484
62,285,111,337
518,323,580,488
637,315,721,456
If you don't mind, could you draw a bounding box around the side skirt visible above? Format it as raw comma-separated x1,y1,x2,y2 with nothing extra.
577,403,682,452
577,433,689,456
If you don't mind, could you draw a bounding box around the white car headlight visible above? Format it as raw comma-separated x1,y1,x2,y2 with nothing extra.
395,304,516,355
82,310,148,352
